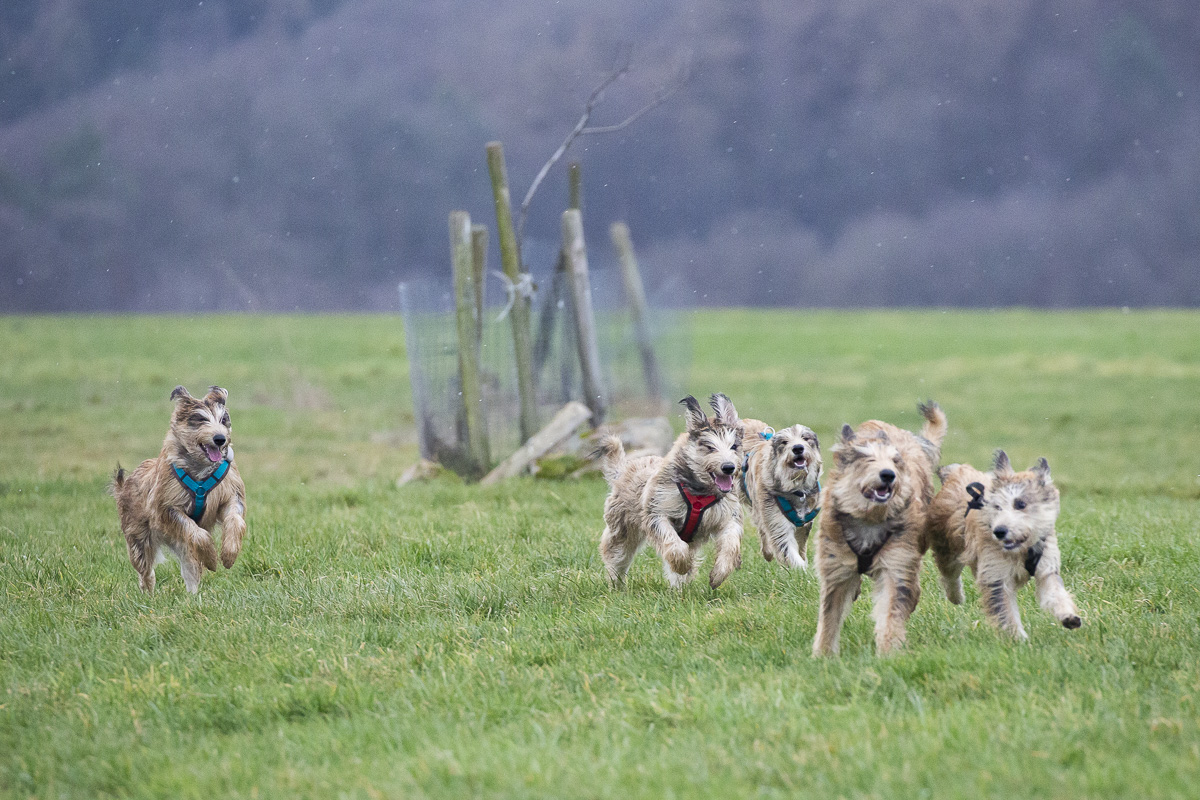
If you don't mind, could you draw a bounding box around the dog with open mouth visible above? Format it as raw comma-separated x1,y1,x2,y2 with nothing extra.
111,385,247,593
812,401,947,656
738,420,822,570
595,393,745,589
927,450,1081,639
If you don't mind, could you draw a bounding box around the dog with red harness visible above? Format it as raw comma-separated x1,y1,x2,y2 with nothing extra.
595,394,745,589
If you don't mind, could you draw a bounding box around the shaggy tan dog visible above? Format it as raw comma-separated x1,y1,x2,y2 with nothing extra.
596,394,745,589
812,401,947,656
738,419,822,570
111,386,246,593
927,450,1081,639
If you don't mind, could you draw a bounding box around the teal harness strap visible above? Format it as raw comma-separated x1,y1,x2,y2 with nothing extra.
172,460,230,523
775,481,821,527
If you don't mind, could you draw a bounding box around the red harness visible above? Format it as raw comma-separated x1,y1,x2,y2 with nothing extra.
674,482,720,542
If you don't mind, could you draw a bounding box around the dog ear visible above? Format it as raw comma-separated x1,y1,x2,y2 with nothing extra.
839,424,855,444
708,393,739,427
679,396,708,431
992,449,1014,477
1032,457,1052,484
204,385,229,405
170,385,193,402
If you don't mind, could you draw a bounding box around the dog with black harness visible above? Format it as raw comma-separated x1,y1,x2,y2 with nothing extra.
812,401,947,656
927,450,1081,640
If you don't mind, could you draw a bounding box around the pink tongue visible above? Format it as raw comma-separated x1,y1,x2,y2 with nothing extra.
715,474,733,492
204,444,222,462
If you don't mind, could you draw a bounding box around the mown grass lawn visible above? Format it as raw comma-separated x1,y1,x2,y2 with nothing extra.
1,310,1198,799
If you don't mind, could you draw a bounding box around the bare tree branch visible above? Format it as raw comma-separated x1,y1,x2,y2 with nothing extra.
516,50,691,249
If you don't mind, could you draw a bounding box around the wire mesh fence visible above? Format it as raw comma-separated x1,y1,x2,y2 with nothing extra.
399,260,691,471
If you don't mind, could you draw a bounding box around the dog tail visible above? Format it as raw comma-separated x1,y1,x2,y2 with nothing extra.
937,463,961,484
590,435,626,485
108,463,126,497
917,400,947,452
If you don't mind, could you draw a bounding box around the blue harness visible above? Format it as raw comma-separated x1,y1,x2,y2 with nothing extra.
741,434,821,527
172,460,230,523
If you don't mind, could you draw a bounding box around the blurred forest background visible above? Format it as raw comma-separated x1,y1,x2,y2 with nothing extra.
1,0,1198,311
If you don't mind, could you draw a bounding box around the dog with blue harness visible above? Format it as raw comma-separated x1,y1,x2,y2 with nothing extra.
111,385,247,594
737,419,823,570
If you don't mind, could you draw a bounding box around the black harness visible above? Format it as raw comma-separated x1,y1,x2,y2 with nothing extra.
839,512,902,575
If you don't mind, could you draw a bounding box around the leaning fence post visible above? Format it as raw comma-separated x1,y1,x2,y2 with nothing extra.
450,211,489,475
610,221,663,404
561,209,606,424
486,141,539,443
470,224,488,347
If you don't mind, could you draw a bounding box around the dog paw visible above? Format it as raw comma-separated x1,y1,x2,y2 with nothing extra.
665,545,692,574
1062,615,1082,630
221,550,238,569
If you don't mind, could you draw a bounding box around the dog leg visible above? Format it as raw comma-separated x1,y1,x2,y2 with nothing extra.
219,496,246,569
663,554,698,589
124,521,157,594
599,525,641,586
648,516,694,580
770,521,807,571
164,508,219,572
978,573,1026,640
708,522,743,589
812,565,861,656
178,550,205,594
931,545,965,605
870,567,921,655
1035,570,1081,629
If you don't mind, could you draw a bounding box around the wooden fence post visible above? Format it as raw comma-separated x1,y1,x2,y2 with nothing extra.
470,224,488,346
561,209,606,424
485,141,539,443
610,222,663,403
450,211,489,475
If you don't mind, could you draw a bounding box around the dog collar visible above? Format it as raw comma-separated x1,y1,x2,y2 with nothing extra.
674,482,720,543
964,482,986,517
172,459,230,523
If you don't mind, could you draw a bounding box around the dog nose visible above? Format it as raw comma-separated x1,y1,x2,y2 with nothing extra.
721,462,736,475
791,443,806,455
213,434,227,447
993,526,1008,539
879,469,896,484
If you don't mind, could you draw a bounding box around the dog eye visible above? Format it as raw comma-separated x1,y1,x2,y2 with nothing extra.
221,414,230,426
188,414,208,426
731,442,738,451
1013,498,1027,510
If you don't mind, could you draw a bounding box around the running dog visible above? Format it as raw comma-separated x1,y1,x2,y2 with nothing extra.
596,394,745,589
111,385,246,593
738,419,822,570
812,401,947,656
927,450,1081,639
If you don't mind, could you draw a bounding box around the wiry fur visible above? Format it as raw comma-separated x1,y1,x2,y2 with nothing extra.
928,450,1081,639
812,401,947,656
738,419,822,570
597,394,745,589
111,385,247,593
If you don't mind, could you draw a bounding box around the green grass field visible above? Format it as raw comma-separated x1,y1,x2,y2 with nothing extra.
2,311,1198,799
